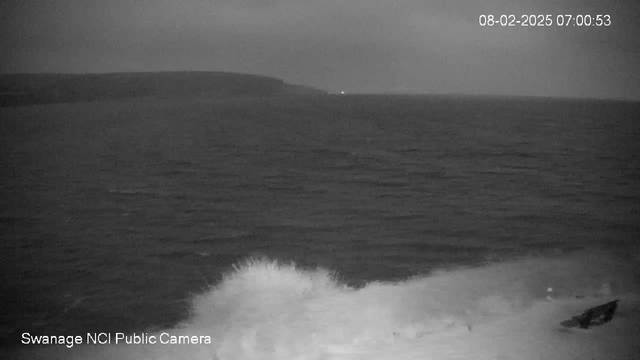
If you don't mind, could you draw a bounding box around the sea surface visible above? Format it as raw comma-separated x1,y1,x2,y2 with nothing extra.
1,94,639,348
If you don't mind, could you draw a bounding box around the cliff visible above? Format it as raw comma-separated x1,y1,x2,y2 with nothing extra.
0,71,326,106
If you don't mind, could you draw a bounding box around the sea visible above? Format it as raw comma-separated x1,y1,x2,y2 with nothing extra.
1,94,639,358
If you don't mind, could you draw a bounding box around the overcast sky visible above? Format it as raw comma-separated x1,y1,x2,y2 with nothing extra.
1,0,639,99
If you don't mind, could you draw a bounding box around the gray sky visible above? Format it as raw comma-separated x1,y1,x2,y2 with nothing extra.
2,0,639,99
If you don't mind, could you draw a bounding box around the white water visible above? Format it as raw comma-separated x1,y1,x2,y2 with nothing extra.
10,249,640,359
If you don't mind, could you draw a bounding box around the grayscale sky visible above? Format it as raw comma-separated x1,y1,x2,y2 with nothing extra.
1,0,639,99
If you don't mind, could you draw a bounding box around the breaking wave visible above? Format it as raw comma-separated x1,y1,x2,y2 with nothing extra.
9,249,640,360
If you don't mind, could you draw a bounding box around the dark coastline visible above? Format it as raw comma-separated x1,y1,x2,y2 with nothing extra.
0,71,327,107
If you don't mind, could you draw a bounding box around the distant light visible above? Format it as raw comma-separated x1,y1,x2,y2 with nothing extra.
340,91,345,95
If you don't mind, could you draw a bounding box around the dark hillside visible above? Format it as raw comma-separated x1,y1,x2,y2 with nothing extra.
0,71,326,106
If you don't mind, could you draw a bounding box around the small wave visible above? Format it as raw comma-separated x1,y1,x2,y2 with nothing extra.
108,189,153,195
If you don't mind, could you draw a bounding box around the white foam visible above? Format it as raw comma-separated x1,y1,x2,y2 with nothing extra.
10,250,640,360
